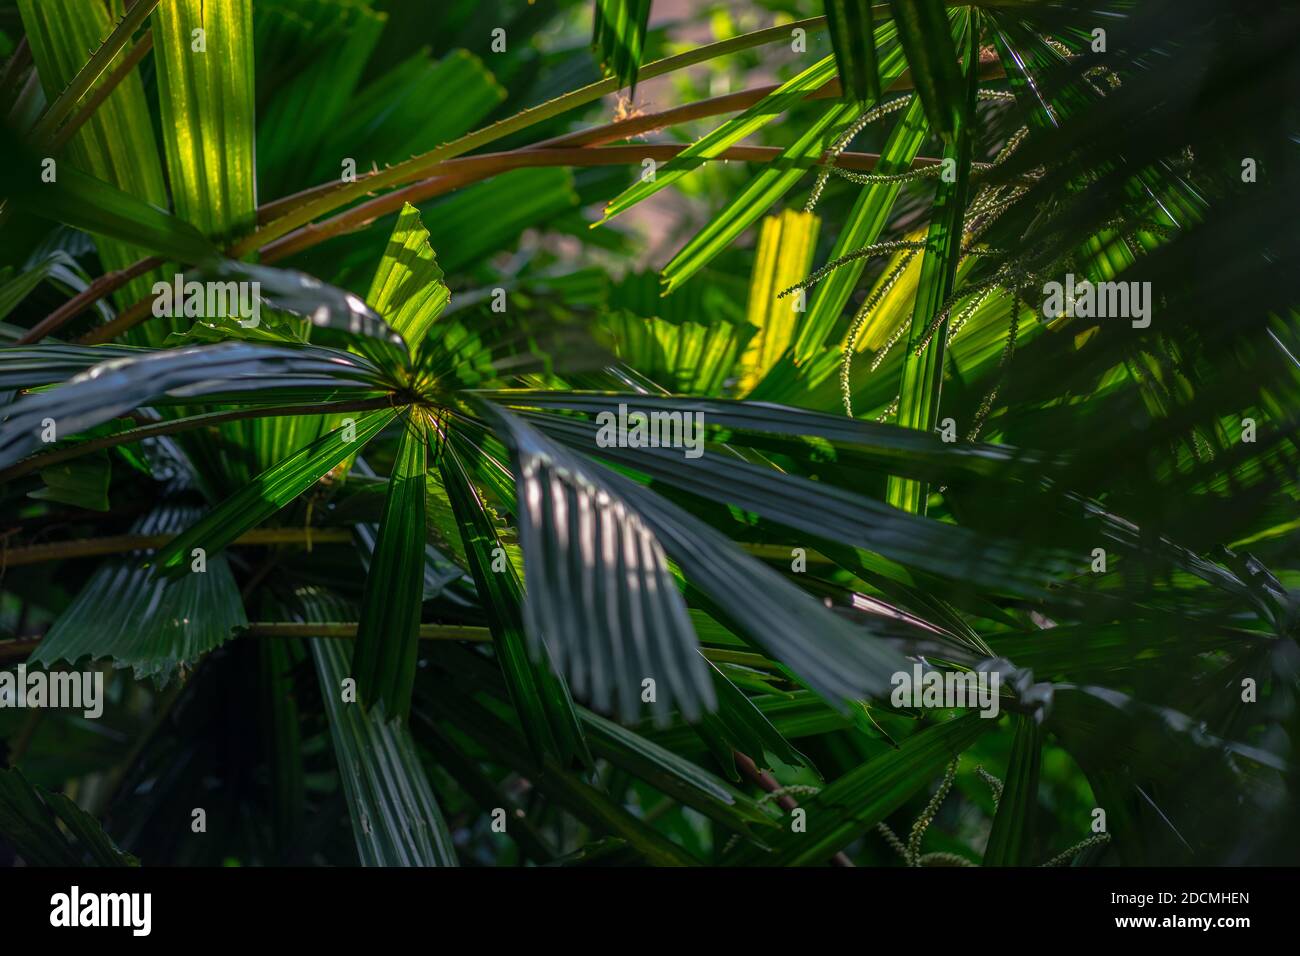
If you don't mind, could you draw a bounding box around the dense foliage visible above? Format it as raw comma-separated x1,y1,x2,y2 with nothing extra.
0,0,1297,867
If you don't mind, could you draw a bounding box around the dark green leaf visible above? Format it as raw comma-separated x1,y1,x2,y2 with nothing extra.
32,504,247,679
592,0,653,93
476,400,716,724
352,411,428,720
438,440,591,767
0,767,138,866
300,591,457,866
726,714,992,864
0,342,386,472
887,16,979,513
29,451,110,511
826,0,881,103
983,715,1042,865
151,406,398,572
0,123,219,266
886,0,967,139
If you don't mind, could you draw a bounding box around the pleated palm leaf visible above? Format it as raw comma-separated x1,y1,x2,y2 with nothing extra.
0,0,1295,867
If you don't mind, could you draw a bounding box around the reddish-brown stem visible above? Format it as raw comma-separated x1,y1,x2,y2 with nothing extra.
252,57,1004,222
77,295,154,344
32,52,1002,345
80,142,937,342
529,56,1005,151
0,639,42,665
17,255,162,344
260,143,933,264
251,82,842,225
30,79,898,342
733,750,855,867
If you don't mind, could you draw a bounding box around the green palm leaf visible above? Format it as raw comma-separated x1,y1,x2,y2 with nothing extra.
303,594,457,866
598,51,850,226
32,504,247,680
438,439,591,768
151,406,398,572
0,342,386,471
352,410,428,720
592,0,653,94
982,715,1042,865
478,400,715,723
726,713,992,865
0,768,139,867
886,13,978,514
886,0,967,139
153,0,257,242
14,0,169,317
826,0,882,103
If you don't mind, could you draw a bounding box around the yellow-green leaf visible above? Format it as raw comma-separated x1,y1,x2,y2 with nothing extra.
153,0,257,242
738,210,820,393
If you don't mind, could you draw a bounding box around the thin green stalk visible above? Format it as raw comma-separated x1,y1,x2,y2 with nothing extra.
2,528,353,567
49,29,154,152
244,623,492,642
28,0,161,144
239,624,767,672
